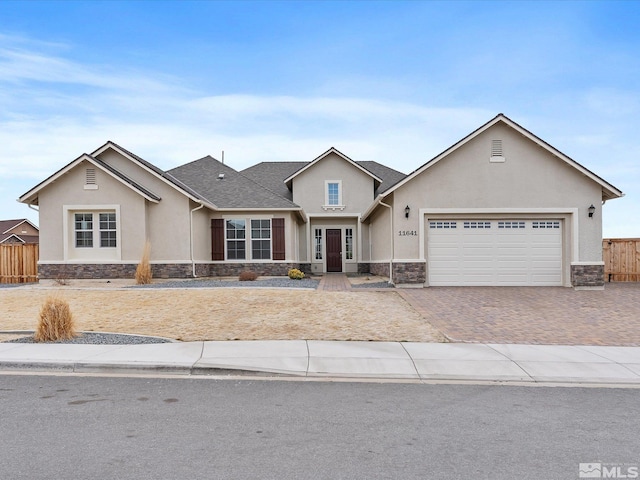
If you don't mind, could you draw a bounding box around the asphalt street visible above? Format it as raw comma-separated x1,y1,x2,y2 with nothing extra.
0,374,638,480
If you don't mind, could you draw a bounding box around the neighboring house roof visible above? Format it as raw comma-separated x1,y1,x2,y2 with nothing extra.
242,160,406,199
0,234,39,244
0,219,38,235
168,156,301,210
18,153,163,205
0,219,39,244
284,147,383,188
378,113,623,200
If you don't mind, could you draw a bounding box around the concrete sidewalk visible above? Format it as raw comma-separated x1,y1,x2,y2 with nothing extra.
1,340,640,384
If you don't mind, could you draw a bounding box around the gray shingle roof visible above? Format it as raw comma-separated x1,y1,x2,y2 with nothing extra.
241,160,406,199
168,156,299,209
241,162,307,200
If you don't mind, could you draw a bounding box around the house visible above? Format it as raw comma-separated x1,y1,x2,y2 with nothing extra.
0,219,39,244
18,114,623,288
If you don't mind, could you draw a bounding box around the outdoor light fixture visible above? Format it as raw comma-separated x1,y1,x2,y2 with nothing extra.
588,204,595,218
405,205,410,218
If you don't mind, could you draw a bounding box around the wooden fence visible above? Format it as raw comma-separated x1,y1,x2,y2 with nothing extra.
0,244,39,284
603,238,640,282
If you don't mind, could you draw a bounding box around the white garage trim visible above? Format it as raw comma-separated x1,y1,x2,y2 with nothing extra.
427,219,563,286
419,208,578,263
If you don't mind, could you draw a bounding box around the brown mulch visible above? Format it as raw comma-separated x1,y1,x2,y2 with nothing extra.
0,286,446,343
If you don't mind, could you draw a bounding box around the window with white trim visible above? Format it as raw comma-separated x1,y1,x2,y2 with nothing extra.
327,182,339,205
315,229,323,260
345,228,353,260
251,219,271,260
226,219,246,259
100,213,117,247
75,213,93,248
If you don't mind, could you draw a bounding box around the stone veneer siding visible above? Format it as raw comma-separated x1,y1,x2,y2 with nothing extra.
571,264,605,287
369,262,390,278
392,262,426,285
357,263,371,274
39,262,303,280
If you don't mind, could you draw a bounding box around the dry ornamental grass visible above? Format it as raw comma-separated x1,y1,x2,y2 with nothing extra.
33,296,77,342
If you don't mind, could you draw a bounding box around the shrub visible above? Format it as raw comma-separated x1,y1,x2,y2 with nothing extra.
34,296,76,342
288,268,304,280
239,270,258,281
135,241,153,285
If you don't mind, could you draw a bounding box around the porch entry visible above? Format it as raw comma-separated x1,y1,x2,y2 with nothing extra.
326,229,342,272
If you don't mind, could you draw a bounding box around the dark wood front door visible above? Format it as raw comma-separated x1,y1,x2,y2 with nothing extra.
326,229,342,272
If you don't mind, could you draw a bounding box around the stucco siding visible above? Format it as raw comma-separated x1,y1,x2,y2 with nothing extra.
292,153,376,215
392,123,604,263
37,161,147,262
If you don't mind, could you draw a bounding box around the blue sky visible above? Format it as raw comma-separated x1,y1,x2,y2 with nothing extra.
0,0,638,236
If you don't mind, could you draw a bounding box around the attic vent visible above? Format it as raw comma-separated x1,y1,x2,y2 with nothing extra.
490,139,505,163
217,173,225,180
84,168,98,189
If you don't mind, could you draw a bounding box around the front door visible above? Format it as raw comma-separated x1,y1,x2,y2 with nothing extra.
326,229,342,272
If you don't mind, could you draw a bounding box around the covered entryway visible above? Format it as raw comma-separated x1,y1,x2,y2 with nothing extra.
427,219,563,286
326,229,342,272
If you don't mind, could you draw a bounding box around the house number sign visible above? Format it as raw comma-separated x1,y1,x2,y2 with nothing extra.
398,230,418,236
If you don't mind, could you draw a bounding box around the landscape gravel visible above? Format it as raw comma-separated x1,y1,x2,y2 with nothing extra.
129,277,320,289
6,332,171,345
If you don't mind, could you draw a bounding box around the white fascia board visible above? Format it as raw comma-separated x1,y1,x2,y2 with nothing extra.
284,147,382,185
377,114,623,201
92,142,217,209
18,154,162,204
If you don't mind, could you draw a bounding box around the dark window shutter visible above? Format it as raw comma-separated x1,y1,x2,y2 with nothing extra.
272,218,285,260
211,219,224,260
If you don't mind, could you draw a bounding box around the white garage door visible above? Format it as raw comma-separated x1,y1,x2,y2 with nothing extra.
428,220,563,286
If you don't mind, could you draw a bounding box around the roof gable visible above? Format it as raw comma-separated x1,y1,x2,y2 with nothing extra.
91,141,212,206
284,147,382,188
18,153,163,205
0,219,38,235
379,113,623,201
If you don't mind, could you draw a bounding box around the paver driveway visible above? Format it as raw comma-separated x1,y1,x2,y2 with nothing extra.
398,283,640,346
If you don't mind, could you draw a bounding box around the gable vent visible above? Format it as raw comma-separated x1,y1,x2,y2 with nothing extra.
490,139,505,163
491,140,502,157
86,168,96,184
84,168,98,190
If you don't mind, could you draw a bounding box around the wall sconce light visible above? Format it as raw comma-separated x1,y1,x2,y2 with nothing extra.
588,204,595,218
405,205,410,218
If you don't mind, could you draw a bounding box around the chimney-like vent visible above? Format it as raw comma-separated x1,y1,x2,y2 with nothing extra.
218,173,225,180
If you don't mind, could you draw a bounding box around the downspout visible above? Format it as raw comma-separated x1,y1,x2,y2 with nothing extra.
28,204,39,213
379,201,394,285
190,202,205,278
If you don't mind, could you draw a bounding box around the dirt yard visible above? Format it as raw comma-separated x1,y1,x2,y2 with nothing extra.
0,284,445,343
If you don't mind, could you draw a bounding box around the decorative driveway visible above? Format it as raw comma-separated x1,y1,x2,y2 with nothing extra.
398,283,640,346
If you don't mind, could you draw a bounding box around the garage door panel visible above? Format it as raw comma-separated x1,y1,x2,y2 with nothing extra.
428,219,562,286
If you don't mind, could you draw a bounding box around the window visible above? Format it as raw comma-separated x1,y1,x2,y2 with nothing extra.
226,219,246,259
429,221,457,229
100,213,117,247
315,229,323,260
75,213,93,248
327,183,339,205
251,219,271,260
345,228,353,260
